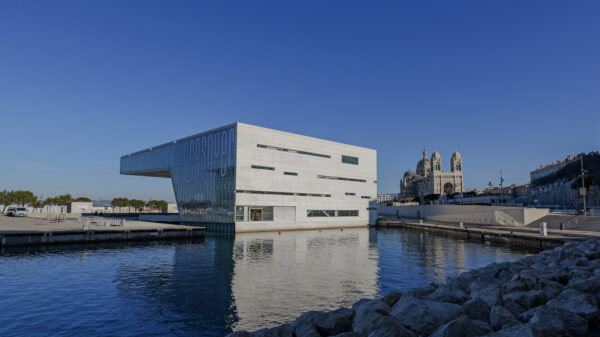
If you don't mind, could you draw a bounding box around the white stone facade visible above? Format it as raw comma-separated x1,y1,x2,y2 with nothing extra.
121,122,377,232
400,150,464,198
235,123,377,232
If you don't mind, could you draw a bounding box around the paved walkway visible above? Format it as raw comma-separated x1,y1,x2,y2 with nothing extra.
382,216,600,241
0,214,193,234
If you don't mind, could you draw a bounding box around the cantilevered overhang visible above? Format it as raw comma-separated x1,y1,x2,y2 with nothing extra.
120,169,171,178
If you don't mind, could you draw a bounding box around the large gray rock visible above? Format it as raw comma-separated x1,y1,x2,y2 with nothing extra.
403,283,438,299
471,286,502,307
294,321,322,337
462,297,491,322
381,292,403,308
471,320,493,335
391,295,463,336
569,275,600,294
502,290,547,311
312,308,354,336
489,305,520,331
352,311,415,337
424,286,469,304
254,324,295,337
482,322,559,337
546,288,600,322
519,305,589,337
350,298,391,334
429,316,478,337
351,299,390,317
331,333,360,337
500,296,526,316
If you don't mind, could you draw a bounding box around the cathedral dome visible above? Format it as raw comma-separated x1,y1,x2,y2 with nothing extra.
431,151,441,161
451,151,462,161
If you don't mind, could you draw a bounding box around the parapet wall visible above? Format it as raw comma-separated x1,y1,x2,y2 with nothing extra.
378,204,549,227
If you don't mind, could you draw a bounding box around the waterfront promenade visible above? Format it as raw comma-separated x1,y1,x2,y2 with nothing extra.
0,215,204,247
376,215,600,250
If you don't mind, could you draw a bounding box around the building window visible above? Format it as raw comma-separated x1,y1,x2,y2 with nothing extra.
307,210,359,217
251,165,275,171
257,144,330,159
374,180,377,183
361,196,371,199
250,208,262,221
342,155,359,165
236,190,331,197
317,175,366,183
345,192,355,196
236,205,275,222
284,172,298,176
338,210,359,217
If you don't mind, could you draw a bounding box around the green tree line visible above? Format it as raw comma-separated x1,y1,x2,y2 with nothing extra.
1,190,169,213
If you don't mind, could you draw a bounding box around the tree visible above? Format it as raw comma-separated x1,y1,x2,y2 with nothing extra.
129,199,145,213
111,197,129,213
12,190,37,207
73,197,91,202
146,199,168,210
0,190,13,213
54,194,72,213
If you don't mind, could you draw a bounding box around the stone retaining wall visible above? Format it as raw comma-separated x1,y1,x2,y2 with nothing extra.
228,239,600,337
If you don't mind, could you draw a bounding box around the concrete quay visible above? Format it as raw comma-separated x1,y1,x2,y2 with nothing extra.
0,215,204,247
375,218,600,250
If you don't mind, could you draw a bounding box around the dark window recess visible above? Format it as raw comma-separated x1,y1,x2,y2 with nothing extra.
307,210,359,217
284,172,298,176
361,196,371,199
251,165,275,171
374,180,378,183
367,207,377,210
342,155,359,165
317,175,366,183
338,210,359,217
236,190,331,197
257,144,330,159
345,192,355,196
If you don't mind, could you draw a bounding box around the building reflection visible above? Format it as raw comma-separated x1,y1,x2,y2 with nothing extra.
229,228,379,331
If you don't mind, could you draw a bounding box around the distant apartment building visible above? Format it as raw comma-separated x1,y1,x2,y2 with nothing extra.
400,150,464,198
120,123,377,232
377,194,396,204
530,155,576,183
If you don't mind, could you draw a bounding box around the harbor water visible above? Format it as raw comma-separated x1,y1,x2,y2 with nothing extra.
0,227,532,336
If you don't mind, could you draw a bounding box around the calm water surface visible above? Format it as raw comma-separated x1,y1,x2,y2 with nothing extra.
0,228,532,336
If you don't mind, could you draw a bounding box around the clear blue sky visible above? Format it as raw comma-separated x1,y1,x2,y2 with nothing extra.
1,1,599,202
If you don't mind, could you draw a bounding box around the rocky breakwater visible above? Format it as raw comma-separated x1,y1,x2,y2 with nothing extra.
228,239,600,337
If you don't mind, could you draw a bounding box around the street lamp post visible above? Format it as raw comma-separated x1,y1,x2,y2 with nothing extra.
580,155,587,216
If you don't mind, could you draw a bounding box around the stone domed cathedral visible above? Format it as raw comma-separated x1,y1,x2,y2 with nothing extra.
400,150,464,198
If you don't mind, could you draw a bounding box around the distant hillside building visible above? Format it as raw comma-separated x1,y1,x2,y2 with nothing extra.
530,155,576,183
400,150,464,198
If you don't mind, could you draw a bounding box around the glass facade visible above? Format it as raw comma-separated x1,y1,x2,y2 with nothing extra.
121,125,237,224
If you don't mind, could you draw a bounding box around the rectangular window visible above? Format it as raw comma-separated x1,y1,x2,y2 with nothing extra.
235,206,245,221
251,165,275,171
263,206,274,221
306,210,359,217
307,210,328,217
361,196,371,199
342,155,359,165
345,192,355,196
257,144,330,159
317,175,366,183
236,190,331,197
250,208,263,221
284,172,298,176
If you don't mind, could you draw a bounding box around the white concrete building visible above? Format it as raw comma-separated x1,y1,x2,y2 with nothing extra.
120,123,377,232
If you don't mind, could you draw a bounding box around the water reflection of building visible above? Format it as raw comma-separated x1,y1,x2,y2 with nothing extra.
230,228,379,331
